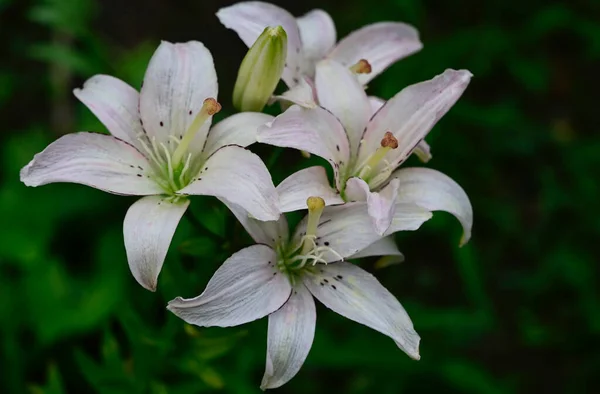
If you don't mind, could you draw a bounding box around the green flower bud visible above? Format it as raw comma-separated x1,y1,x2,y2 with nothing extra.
233,26,287,112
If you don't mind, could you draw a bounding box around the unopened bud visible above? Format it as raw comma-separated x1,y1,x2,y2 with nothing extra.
380,131,398,149
233,26,287,112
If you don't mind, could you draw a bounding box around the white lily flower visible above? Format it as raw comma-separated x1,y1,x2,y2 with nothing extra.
20,40,279,291
258,65,474,241
217,1,422,106
168,195,432,389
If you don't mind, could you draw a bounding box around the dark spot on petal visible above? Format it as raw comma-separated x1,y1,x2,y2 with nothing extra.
136,174,142,177
334,276,341,281
273,272,277,276
129,165,135,168
294,290,297,294
293,78,299,84
324,241,330,246
323,279,329,283
189,110,192,115
336,275,343,279
336,145,340,151
320,282,325,286
160,121,164,127
138,166,143,170
332,285,337,290
139,119,143,126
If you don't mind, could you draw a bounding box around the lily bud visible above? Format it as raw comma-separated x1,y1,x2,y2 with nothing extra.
233,26,287,112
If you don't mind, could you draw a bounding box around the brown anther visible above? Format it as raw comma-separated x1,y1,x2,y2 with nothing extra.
350,59,372,74
203,98,222,115
380,131,398,149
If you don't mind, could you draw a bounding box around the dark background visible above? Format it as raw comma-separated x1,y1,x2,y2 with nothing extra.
1,0,599,393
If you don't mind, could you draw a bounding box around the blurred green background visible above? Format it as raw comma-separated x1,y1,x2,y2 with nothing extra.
1,0,599,392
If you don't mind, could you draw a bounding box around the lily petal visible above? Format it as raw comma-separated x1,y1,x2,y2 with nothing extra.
345,177,400,235
297,9,336,65
292,202,430,262
261,284,316,390
329,22,422,84
168,245,292,327
73,75,144,149
391,167,473,246
178,145,279,221
139,41,218,153
123,196,189,291
350,236,404,262
277,166,344,213
315,59,371,156
257,105,350,190
271,76,317,109
359,69,472,170
202,112,273,158
216,1,303,87
20,132,162,195
303,261,420,359
220,199,288,249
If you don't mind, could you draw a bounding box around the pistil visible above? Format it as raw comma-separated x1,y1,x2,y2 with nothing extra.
301,196,325,255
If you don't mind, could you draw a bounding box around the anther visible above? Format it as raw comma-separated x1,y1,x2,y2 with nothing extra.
380,131,398,149
349,59,372,74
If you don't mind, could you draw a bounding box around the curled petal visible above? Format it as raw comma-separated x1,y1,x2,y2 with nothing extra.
359,69,472,170
123,196,189,291
392,167,473,245
20,132,162,195
261,284,316,390
73,75,144,149
139,41,218,153
178,145,280,221
168,245,292,327
271,77,317,109
350,236,404,264
257,105,350,190
329,22,422,84
277,166,344,213
297,9,336,64
203,112,273,158
345,177,400,235
303,261,420,359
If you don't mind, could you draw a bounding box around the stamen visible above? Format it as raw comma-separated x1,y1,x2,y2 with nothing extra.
161,143,178,192
356,131,398,179
171,98,221,166
349,59,372,74
301,197,325,255
178,153,192,186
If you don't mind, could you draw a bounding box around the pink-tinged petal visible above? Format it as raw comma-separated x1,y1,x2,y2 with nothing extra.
20,132,162,195
303,261,420,359
349,236,404,263
261,284,315,390
345,177,400,235
73,75,144,149
168,245,292,327
271,76,317,109
368,95,385,116
391,167,473,246
123,196,189,291
297,9,336,64
277,166,344,213
220,199,288,249
292,201,430,262
359,69,472,170
139,41,218,153
329,22,422,84
257,105,350,190
178,145,279,221
216,1,303,87
203,112,273,158
315,59,371,156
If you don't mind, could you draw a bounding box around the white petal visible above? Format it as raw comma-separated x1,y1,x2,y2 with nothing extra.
350,236,404,262
216,2,303,87
139,41,218,153
220,199,288,249
329,22,422,84
168,245,292,327
358,69,472,170
73,75,143,148
391,167,473,245
178,145,279,221
123,196,189,291
202,112,273,158
345,177,400,235
303,262,420,359
271,76,317,109
292,202,430,262
369,96,433,163
315,59,371,156
296,9,336,63
20,132,162,195
277,166,344,213
257,105,350,190
261,284,316,390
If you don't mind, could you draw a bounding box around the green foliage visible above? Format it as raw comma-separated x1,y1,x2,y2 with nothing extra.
1,0,598,393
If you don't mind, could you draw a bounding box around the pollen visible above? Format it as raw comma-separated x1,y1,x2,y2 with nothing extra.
350,59,372,74
380,131,398,149
203,98,222,116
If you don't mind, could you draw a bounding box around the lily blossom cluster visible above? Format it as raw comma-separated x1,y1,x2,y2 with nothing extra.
20,0,474,390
